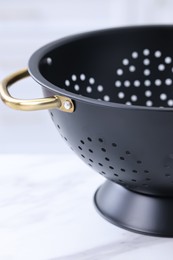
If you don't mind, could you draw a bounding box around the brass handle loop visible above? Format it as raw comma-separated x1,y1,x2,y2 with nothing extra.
0,68,74,113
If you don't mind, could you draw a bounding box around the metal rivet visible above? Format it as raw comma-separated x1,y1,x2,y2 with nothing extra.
63,100,72,110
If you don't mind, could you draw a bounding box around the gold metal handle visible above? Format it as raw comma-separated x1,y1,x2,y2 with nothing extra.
0,68,74,112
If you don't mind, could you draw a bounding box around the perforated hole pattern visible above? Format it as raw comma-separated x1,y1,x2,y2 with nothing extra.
59,49,173,108
50,111,173,192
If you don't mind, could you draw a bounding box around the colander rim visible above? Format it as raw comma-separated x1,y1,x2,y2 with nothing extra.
29,25,173,112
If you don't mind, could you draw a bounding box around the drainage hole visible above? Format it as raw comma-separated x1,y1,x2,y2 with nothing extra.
137,160,142,164
146,178,151,181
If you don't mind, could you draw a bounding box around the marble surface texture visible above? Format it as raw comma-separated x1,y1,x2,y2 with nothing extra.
0,153,173,260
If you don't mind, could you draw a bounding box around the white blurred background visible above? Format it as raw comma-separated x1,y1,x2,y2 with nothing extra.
1,0,173,154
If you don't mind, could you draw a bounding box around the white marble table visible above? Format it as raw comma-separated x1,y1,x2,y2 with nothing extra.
0,153,173,260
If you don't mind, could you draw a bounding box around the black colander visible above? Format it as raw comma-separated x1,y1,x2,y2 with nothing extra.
2,25,173,237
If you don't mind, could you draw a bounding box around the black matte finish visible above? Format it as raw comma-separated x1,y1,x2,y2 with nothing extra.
94,181,173,237
28,26,173,236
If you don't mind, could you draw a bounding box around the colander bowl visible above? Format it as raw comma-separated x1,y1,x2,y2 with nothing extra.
2,25,173,237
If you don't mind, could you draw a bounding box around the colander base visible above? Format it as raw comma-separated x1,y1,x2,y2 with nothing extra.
94,180,173,237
